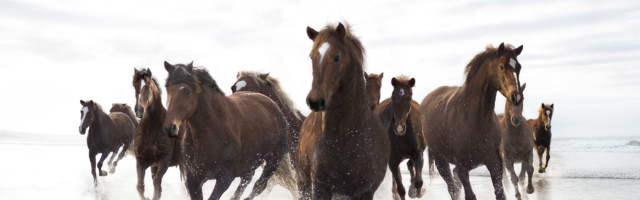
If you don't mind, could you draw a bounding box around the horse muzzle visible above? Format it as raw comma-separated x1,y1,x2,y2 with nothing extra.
545,124,551,131
136,107,144,118
79,126,86,135
394,124,407,136
306,97,326,111
164,124,179,137
510,116,522,126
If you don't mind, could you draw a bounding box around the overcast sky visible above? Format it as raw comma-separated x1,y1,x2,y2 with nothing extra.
0,0,638,138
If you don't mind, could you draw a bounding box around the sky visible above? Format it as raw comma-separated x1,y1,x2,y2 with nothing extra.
0,0,638,138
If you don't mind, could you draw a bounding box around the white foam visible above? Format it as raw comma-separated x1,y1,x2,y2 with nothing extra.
79,107,88,128
318,42,330,65
235,80,247,91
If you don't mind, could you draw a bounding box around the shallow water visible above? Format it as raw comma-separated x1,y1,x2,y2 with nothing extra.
1,133,639,199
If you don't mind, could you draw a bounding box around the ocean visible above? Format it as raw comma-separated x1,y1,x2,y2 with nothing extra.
1,132,639,199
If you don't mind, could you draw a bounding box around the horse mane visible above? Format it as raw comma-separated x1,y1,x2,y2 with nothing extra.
312,23,366,71
393,75,412,85
238,71,301,119
133,68,162,95
464,44,516,84
166,64,225,95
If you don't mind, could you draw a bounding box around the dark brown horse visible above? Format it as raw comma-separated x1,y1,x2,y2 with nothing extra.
498,83,534,200
296,22,389,199
132,68,184,200
527,103,554,173
366,72,384,110
375,76,426,200
109,103,138,157
420,43,524,200
230,71,301,199
163,62,289,200
79,100,135,185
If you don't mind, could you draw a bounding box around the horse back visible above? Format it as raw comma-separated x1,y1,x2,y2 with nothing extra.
108,112,135,144
420,86,460,155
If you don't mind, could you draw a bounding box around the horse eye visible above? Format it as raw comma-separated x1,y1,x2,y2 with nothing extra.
334,55,340,62
499,65,504,70
185,90,191,96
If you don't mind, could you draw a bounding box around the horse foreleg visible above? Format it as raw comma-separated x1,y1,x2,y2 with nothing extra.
504,159,521,200
151,161,169,200
525,154,535,194
408,152,425,198
454,166,476,200
89,150,97,186
536,146,545,173
486,154,507,200
389,160,405,200
518,162,526,184
434,158,459,199
231,171,255,200
406,160,415,185
207,174,233,200
543,147,550,172
97,151,110,176
107,151,117,173
185,172,205,200
136,160,148,200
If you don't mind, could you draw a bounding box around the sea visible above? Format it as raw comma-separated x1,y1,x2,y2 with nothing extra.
1,131,639,199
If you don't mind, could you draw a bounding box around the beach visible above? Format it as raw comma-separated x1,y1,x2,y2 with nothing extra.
1,132,639,199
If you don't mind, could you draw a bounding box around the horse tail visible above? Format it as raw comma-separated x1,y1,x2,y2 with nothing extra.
428,148,435,181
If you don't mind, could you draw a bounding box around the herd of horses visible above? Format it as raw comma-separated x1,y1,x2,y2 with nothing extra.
77,22,555,200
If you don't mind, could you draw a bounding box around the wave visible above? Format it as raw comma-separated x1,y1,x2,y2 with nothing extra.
553,137,640,153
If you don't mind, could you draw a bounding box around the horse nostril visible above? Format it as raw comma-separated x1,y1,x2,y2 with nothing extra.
171,125,177,133
318,98,325,109
370,105,376,110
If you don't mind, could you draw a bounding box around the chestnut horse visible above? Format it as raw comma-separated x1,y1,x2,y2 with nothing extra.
498,83,534,200
163,62,289,200
79,100,135,185
366,72,384,110
230,71,301,199
421,43,524,200
296,23,389,199
375,76,426,200
109,103,138,157
527,103,554,173
132,68,184,200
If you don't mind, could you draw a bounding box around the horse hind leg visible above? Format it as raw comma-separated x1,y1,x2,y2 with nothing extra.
107,151,118,173
434,158,460,199
230,171,255,200
111,143,131,174
206,174,233,200
151,162,169,200
97,151,110,176
244,156,282,200
408,152,426,198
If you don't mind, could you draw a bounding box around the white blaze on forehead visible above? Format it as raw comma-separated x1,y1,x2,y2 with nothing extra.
509,58,517,68
399,89,405,96
318,42,330,64
179,86,184,90
546,110,550,116
80,106,89,127
235,80,247,91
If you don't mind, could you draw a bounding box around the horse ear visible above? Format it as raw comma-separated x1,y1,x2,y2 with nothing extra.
259,73,270,80
409,78,416,87
521,82,527,92
379,73,384,81
146,68,152,77
307,26,318,41
164,61,175,72
80,100,85,105
236,72,240,78
187,61,194,71
550,103,554,109
514,45,523,56
134,68,139,74
498,42,505,54
391,77,399,87
541,103,545,108
336,23,346,39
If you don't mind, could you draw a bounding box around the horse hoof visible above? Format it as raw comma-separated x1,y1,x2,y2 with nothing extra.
527,185,535,194
515,193,521,200
408,186,417,198
99,170,108,176
418,188,425,198
392,192,402,200
539,169,546,173
109,168,116,174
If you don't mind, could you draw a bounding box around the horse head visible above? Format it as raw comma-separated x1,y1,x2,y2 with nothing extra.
391,76,415,136
540,103,554,131
133,68,160,118
163,61,199,137
493,43,524,108
366,72,384,110
505,83,526,126
79,100,96,135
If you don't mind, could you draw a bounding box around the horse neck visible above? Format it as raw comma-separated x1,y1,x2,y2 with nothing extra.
90,108,111,136
146,91,166,120
189,89,229,135
460,71,497,118
325,64,369,128
262,87,293,117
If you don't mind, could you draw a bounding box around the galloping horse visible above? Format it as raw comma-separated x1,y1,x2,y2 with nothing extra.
132,68,184,200
366,72,384,110
498,83,534,200
528,103,554,173
79,100,135,185
420,43,524,200
296,23,389,199
109,103,138,156
163,62,289,200
230,71,301,199
375,76,426,200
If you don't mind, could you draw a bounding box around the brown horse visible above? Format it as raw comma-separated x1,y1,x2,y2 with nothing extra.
420,43,524,200
375,76,426,200
230,71,301,199
366,72,384,110
163,61,289,200
498,83,534,200
79,100,135,185
527,103,554,173
109,103,138,157
132,68,184,200
296,22,389,199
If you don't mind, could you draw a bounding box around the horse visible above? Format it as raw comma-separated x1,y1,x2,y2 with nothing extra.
527,103,554,173
132,68,185,200
296,22,389,199
420,43,524,200
498,83,535,200
78,100,135,185
374,76,426,200
230,71,301,199
366,72,384,110
163,61,289,200
109,103,138,156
